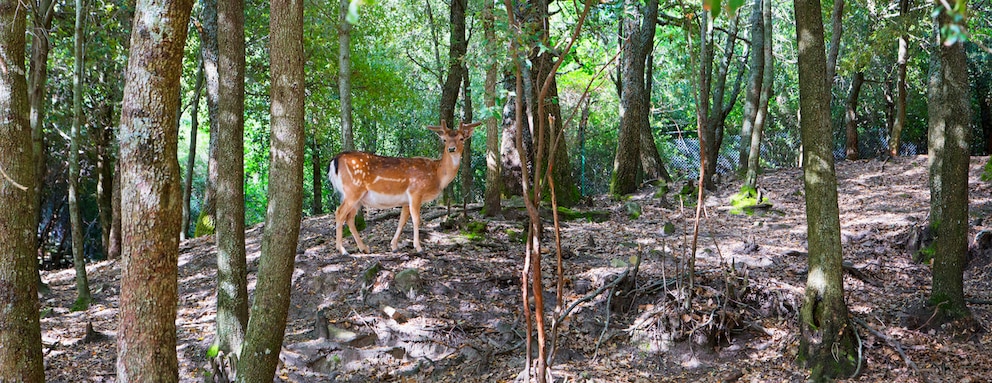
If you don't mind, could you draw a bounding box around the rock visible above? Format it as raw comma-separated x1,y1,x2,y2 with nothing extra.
392,268,423,295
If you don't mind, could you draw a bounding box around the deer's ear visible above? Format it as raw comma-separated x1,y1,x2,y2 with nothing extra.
461,121,481,135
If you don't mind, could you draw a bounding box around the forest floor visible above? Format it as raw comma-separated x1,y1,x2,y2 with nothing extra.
39,155,992,383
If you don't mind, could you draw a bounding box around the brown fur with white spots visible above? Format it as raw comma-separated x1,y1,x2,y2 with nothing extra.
328,120,480,254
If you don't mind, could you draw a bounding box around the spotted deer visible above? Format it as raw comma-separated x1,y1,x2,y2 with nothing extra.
328,120,480,254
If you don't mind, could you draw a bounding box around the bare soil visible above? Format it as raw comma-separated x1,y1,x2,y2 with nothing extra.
40,155,992,382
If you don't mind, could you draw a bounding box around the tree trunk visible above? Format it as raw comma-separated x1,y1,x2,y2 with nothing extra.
844,72,864,160
890,0,909,157
500,76,525,197
311,136,323,215
611,0,658,196
794,0,860,379
482,0,501,216
116,0,193,380
196,0,220,236
696,14,714,191
235,0,304,379
824,0,844,90
460,69,474,206
523,0,580,207
108,159,122,259
639,53,671,183
0,2,45,379
704,16,739,187
927,5,972,322
182,58,204,239
96,104,115,256
440,0,467,129
744,0,773,188
69,0,91,306
215,0,249,362
29,0,55,285
739,0,764,174
338,0,354,151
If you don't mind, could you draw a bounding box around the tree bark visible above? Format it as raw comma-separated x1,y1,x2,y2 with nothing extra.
460,69,474,206
482,0,501,216
215,0,249,361
196,0,220,237
890,0,909,157
824,0,844,90
979,74,992,155
116,0,192,380
794,0,860,379
235,0,304,379
696,14,714,191
108,160,122,259
69,0,91,306
0,1,45,379
927,5,972,321
182,58,205,239
339,0,354,151
704,16,739,188
739,0,764,175
500,75,526,197
28,0,55,277
744,0,773,188
611,0,659,196
96,104,115,257
639,53,671,183
311,135,323,215
439,0,467,128
844,72,864,160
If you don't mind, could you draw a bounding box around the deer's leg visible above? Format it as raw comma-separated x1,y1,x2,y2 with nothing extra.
334,203,353,255
346,206,370,253
391,205,410,252
410,198,424,253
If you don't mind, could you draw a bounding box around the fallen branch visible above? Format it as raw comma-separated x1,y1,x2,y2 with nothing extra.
851,317,921,377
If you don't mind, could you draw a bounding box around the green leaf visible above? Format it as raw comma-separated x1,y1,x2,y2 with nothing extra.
726,0,745,16
346,0,363,24
206,343,220,358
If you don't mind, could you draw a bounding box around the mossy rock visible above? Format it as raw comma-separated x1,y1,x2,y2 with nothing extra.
729,185,772,215
393,268,423,294
342,211,367,237
462,220,487,241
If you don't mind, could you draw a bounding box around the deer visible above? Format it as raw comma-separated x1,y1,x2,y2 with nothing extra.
328,120,480,255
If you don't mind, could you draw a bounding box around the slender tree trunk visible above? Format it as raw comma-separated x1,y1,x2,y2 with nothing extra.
0,1,45,378
116,0,193,379
825,0,844,90
215,0,249,362
500,76,525,196
311,136,323,215
29,0,55,289
483,0,501,215
96,104,115,257
639,53,671,183
739,0,763,175
794,0,860,379
696,13,714,190
890,0,909,156
746,0,772,187
440,0,467,128
338,0,354,151
703,16,738,186
196,0,220,236
69,0,91,306
182,58,204,239
108,160,122,258
844,72,864,160
611,0,659,196
236,0,304,378
460,69,474,206
927,5,972,322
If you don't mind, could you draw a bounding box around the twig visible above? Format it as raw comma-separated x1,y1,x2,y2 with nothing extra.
556,268,630,324
852,317,921,377
0,165,29,191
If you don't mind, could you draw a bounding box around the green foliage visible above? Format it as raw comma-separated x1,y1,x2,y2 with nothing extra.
982,159,992,182
624,201,642,219
206,343,220,358
729,185,771,215
462,221,487,241
194,210,216,237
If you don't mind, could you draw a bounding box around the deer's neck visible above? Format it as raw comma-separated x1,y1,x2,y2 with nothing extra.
436,151,462,187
